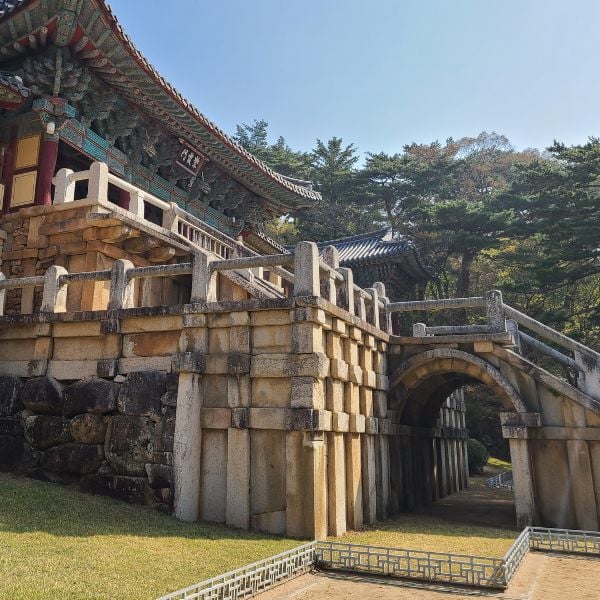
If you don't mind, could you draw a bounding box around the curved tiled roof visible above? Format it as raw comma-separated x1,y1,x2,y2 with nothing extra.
317,228,433,281
0,70,29,98
0,0,320,212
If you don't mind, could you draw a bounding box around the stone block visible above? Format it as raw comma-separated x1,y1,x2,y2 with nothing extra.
70,413,108,444
21,376,64,415
160,391,177,408
172,352,205,374
231,407,249,429
330,359,349,381
107,415,155,476
349,413,366,433
0,435,23,470
326,379,344,413
250,510,286,535
251,378,290,408
0,376,23,416
227,353,251,375
112,475,153,505
145,463,172,489
332,411,349,432
24,415,71,449
376,374,389,391
41,443,104,475
348,365,363,385
63,377,118,416
365,416,379,435
0,416,23,437
117,371,167,416
290,377,324,409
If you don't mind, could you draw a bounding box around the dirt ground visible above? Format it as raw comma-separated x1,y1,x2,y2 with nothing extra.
259,553,600,600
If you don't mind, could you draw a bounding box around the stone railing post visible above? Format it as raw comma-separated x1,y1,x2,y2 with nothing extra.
320,245,339,304
53,168,75,204
108,259,135,309
293,241,320,297
373,281,391,333
413,322,427,337
0,272,5,316
162,202,179,232
365,287,380,329
486,289,506,332
129,189,145,219
337,267,355,315
506,319,522,353
41,265,68,313
575,351,600,401
87,161,109,203
190,252,217,302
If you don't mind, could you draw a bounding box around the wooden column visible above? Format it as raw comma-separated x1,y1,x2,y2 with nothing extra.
34,135,58,206
1,126,17,213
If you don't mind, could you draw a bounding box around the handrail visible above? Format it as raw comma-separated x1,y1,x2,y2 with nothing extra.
388,296,486,312
504,304,600,363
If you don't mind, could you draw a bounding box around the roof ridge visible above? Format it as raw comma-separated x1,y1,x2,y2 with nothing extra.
316,228,395,246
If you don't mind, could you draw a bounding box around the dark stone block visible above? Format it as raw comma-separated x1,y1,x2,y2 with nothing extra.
70,413,107,444
41,443,104,475
24,415,71,450
79,472,114,497
0,416,23,437
21,376,64,415
160,391,177,408
153,487,171,505
117,371,166,416
63,377,118,416
112,475,152,504
145,463,172,489
0,376,23,416
0,435,23,471
107,415,154,476
165,372,179,393
27,468,78,486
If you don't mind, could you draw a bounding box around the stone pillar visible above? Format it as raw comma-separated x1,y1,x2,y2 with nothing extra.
361,433,377,525
486,290,506,333
41,265,68,313
294,241,320,297
321,245,339,304
345,432,363,530
108,259,135,310
338,267,355,315
327,431,347,536
575,350,600,402
375,434,390,518
34,134,59,206
87,161,109,203
509,436,538,527
286,431,328,539
191,252,217,303
172,352,205,522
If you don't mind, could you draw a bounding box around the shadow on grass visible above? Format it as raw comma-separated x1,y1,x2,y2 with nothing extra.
0,472,295,543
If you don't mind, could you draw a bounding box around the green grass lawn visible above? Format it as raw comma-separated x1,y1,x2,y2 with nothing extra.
0,474,300,600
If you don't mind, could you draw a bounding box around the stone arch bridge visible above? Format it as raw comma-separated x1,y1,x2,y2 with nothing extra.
0,230,598,539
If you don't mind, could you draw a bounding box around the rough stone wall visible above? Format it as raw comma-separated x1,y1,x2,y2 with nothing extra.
0,371,176,509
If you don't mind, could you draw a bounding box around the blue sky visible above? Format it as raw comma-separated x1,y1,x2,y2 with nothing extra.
109,0,598,156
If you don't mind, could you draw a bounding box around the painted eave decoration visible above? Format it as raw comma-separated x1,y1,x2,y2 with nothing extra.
0,70,29,109
0,0,320,212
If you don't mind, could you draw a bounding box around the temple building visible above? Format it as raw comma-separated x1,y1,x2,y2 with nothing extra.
0,0,431,314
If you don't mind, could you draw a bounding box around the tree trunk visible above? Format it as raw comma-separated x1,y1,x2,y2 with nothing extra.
457,250,476,298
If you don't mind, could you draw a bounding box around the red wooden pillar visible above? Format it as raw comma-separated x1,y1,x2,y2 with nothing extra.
34,135,59,206
2,126,18,214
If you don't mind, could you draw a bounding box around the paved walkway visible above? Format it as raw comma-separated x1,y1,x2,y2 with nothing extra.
259,553,599,599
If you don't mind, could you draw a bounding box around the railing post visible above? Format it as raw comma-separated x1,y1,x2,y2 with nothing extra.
486,290,506,332
293,241,320,297
190,252,217,303
129,189,145,219
365,287,380,329
0,272,5,316
413,322,427,337
41,265,68,313
321,245,339,304
575,351,600,401
337,267,355,315
162,202,179,232
374,281,391,333
108,259,135,309
355,291,367,321
53,168,75,204
506,319,522,353
87,161,109,203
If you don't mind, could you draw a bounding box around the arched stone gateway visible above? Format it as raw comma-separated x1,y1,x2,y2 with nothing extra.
387,348,535,526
